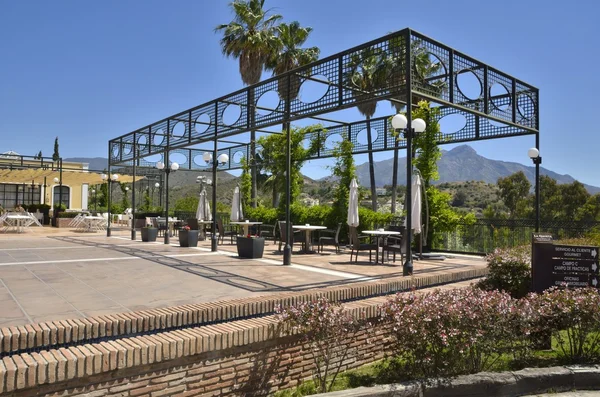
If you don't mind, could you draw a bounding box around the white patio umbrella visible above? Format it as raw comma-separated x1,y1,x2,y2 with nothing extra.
230,186,244,222
347,178,359,227
196,189,212,221
404,171,422,234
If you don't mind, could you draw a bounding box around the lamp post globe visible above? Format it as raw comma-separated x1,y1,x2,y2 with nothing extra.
170,162,180,171
528,147,540,159
203,152,212,163
217,153,229,165
391,114,408,129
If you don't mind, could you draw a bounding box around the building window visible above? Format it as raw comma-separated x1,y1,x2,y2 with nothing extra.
53,186,70,209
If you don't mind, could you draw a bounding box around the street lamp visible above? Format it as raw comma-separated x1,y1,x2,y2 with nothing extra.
204,152,229,251
91,189,97,211
156,160,179,244
528,147,542,232
391,113,427,276
102,173,119,236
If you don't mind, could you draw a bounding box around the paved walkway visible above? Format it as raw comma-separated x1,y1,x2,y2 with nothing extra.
0,227,486,327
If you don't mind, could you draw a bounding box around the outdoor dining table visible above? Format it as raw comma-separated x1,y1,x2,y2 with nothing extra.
4,214,34,233
230,221,262,237
362,230,401,264
293,225,327,254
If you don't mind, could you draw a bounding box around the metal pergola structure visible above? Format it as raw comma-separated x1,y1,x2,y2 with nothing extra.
109,28,539,270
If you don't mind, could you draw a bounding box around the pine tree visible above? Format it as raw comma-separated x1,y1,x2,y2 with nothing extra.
52,137,60,161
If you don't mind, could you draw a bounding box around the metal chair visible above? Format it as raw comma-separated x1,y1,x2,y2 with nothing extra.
383,226,407,263
277,221,301,252
318,223,342,253
217,217,237,244
349,226,377,263
259,222,277,244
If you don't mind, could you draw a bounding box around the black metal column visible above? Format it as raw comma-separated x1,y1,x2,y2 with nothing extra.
164,151,170,244
283,74,292,266
211,102,219,252
131,141,137,241
403,30,413,276
106,162,112,237
534,132,541,233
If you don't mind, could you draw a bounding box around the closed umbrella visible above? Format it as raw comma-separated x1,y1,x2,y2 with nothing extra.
204,191,212,222
230,186,244,222
347,178,359,227
404,172,422,234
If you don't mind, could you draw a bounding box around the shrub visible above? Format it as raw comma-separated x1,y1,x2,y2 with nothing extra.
529,287,600,363
477,245,531,298
380,287,518,377
276,297,366,393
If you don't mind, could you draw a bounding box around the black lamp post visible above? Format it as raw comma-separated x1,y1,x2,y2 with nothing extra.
528,147,542,232
102,173,119,237
156,158,180,244
391,113,427,276
92,188,97,211
203,151,229,252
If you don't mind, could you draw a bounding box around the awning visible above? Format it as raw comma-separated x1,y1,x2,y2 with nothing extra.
0,169,142,185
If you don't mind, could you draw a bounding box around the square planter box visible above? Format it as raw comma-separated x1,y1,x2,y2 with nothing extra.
141,227,158,242
179,230,199,247
236,237,265,259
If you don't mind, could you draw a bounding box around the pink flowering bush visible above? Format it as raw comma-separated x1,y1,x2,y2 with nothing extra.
528,287,600,362
380,287,525,377
275,297,366,393
477,246,531,298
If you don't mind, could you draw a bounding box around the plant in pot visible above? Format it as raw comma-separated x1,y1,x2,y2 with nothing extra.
141,223,158,242
237,234,265,259
179,225,199,248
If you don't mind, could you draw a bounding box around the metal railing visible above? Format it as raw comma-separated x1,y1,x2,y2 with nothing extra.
432,219,600,254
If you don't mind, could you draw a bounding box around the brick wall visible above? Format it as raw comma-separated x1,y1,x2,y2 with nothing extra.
0,312,391,396
0,269,486,396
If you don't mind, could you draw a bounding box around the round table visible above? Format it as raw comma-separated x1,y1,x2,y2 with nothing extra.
230,221,262,236
362,230,401,264
293,225,327,254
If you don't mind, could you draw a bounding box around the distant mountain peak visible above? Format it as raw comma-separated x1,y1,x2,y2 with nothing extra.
447,145,477,155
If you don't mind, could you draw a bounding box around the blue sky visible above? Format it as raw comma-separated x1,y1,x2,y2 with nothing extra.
1,0,599,186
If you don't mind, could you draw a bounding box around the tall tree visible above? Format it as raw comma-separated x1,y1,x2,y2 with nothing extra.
266,21,320,100
263,20,319,206
497,171,531,218
258,124,325,208
216,0,282,208
560,181,590,220
52,137,60,161
344,47,392,211
389,39,446,214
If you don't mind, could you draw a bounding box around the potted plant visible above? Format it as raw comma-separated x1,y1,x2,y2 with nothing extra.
236,234,265,259
179,225,199,247
141,224,158,242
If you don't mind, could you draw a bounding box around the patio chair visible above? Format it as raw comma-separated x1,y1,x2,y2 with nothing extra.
217,217,238,244
382,226,407,264
348,226,377,263
259,222,277,244
277,221,301,252
318,223,342,253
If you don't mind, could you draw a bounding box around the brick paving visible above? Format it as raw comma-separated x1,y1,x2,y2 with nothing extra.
0,226,487,328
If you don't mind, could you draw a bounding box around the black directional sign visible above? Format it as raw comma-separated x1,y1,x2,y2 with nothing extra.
531,234,600,293
551,245,599,261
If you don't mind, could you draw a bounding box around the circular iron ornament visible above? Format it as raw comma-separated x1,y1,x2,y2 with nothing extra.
298,75,330,104
256,90,280,116
122,144,132,156
517,93,535,120
195,114,211,134
171,122,186,139
153,129,165,146
456,70,482,101
356,128,378,146
169,152,187,166
193,154,208,167
324,133,343,150
438,113,467,134
416,52,448,83
232,151,244,164
137,135,148,152
489,83,511,112
222,104,242,127
112,145,120,160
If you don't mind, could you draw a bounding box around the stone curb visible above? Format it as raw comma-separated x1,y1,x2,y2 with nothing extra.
0,268,487,356
313,366,600,397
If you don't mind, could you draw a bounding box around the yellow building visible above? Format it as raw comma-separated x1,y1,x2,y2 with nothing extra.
0,151,135,210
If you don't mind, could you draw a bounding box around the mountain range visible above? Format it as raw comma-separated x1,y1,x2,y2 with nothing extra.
65,145,600,195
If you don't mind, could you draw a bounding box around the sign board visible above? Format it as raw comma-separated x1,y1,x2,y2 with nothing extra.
531,233,600,293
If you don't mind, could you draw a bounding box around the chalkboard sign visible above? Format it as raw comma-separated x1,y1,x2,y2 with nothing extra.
531,233,599,293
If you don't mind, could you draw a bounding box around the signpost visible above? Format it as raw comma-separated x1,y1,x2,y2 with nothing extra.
532,233,600,293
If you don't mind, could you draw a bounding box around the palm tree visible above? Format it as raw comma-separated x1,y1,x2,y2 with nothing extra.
215,0,282,207
265,21,319,206
389,39,446,214
266,21,320,101
344,48,393,211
